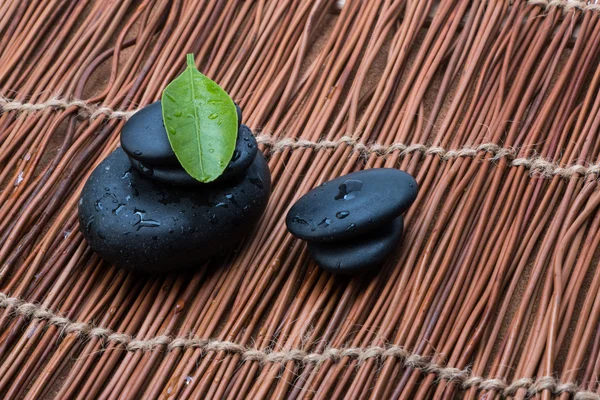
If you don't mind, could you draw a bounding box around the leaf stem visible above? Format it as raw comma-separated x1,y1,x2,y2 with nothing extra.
186,53,195,68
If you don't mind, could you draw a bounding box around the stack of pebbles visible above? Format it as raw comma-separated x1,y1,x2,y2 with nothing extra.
78,101,271,274
286,169,418,274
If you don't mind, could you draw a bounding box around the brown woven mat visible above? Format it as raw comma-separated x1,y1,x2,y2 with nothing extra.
1,1,600,399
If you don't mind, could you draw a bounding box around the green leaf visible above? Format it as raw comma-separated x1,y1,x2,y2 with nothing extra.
161,54,238,183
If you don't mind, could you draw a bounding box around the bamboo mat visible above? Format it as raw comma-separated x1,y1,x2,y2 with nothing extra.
1,0,600,398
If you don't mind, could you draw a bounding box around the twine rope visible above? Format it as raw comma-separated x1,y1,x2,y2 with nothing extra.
1,96,600,179
0,292,596,398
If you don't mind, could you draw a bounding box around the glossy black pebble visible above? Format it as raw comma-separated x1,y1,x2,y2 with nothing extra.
131,124,258,186
121,101,176,166
286,169,417,243
308,216,403,275
121,100,244,168
78,147,271,274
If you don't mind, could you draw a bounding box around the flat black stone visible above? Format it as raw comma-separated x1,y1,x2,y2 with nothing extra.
78,147,271,274
286,169,417,243
121,100,244,168
121,101,177,166
307,216,403,275
129,125,258,186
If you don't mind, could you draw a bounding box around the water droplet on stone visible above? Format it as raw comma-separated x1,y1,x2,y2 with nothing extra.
334,179,363,201
86,216,95,232
318,218,331,228
346,223,356,232
292,215,308,225
231,150,241,161
336,211,350,219
134,150,142,156
139,162,154,176
122,168,132,180
132,209,160,230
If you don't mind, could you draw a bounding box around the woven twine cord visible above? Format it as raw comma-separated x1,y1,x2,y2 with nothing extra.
1,96,599,180
0,292,597,400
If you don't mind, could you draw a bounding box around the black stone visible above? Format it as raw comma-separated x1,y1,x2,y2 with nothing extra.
78,147,271,274
130,125,258,186
286,169,417,243
121,101,177,166
122,101,254,186
236,103,242,126
220,124,257,181
307,216,403,275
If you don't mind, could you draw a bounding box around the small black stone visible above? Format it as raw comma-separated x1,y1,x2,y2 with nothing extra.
219,124,257,182
307,216,403,275
121,101,177,166
236,103,242,126
286,169,417,243
122,101,254,186
78,147,271,274
130,125,258,186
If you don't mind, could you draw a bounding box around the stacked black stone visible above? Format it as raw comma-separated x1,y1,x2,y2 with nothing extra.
286,169,418,275
78,101,271,274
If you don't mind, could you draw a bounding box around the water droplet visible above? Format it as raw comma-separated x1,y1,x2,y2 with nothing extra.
334,179,363,201
165,92,176,102
208,113,218,120
209,214,218,224
231,150,241,162
174,110,182,117
168,128,176,135
86,216,94,232
336,211,350,219
114,204,126,215
122,168,132,180
346,223,356,232
132,209,160,230
184,376,193,386
225,193,241,207
215,202,228,208
209,149,215,153
247,142,255,149
139,162,154,176
292,215,308,225
134,150,142,156
318,218,331,228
